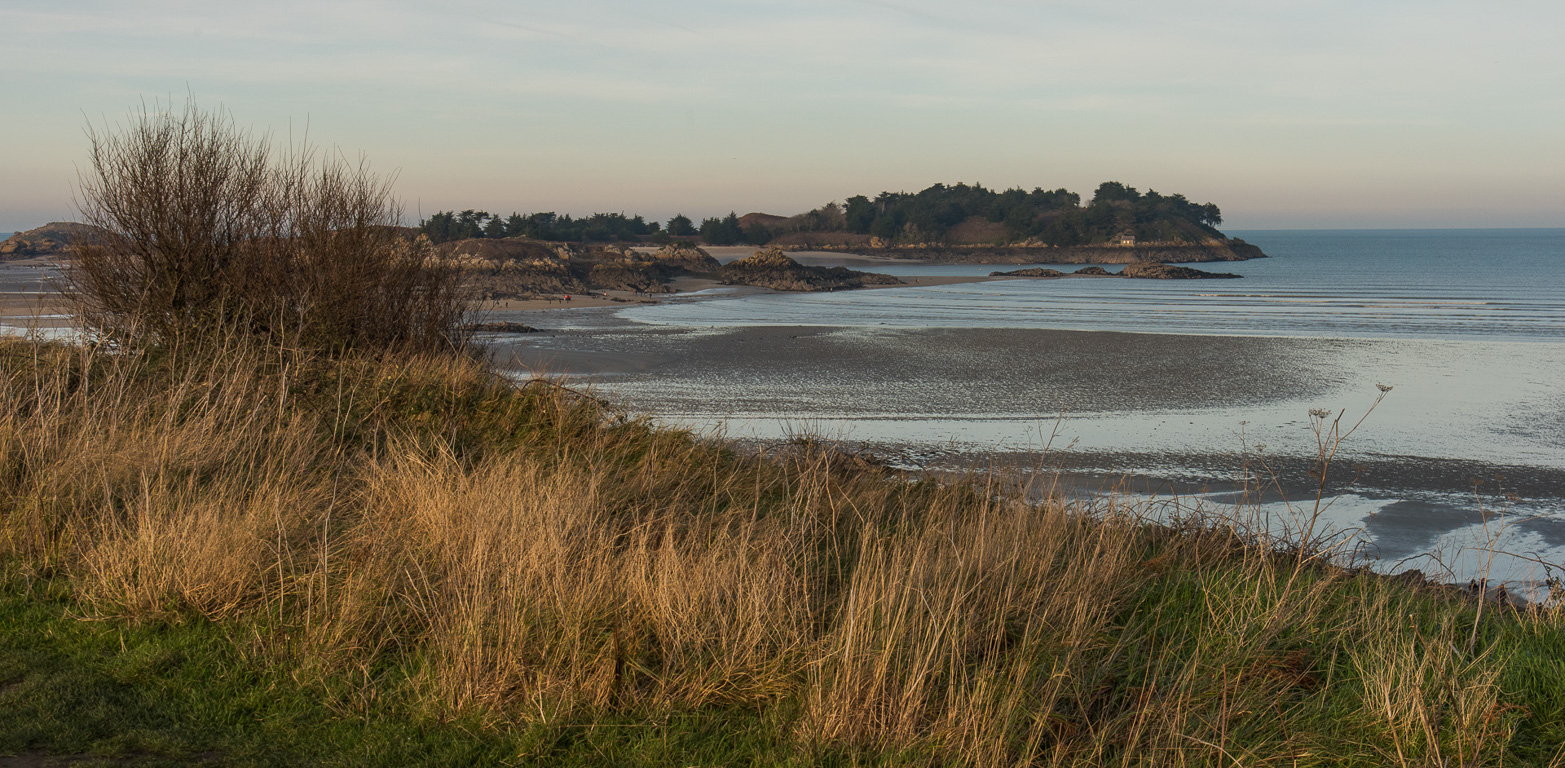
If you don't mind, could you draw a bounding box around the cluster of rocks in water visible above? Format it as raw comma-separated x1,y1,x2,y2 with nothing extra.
717,247,902,292
991,262,1242,280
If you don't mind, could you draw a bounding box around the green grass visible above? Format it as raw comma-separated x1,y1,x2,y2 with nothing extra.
0,575,896,767
0,575,511,766
10,566,1565,766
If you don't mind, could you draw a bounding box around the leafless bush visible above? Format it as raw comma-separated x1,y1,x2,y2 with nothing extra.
71,99,470,352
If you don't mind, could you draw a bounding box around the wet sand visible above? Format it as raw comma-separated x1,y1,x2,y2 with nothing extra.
0,263,71,331
489,321,1363,413
488,318,1565,499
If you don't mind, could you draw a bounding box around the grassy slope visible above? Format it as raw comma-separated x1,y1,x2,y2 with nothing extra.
1,578,851,767
2,338,1563,766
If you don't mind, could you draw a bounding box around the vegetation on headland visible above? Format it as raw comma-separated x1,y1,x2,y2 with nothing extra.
5,102,1563,766
412,180,1250,254
831,181,1222,247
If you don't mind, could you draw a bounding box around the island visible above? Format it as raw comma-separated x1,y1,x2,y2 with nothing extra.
410,180,1266,267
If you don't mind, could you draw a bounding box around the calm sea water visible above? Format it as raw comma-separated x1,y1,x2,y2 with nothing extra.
622,229,1565,342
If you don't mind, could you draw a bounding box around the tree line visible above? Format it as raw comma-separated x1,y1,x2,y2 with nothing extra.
420,180,1226,247
419,208,778,246
420,210,659,244
828,182,1223,246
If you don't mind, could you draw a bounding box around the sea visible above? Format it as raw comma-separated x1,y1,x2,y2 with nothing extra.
533,229,1565,587
622,229,1565,340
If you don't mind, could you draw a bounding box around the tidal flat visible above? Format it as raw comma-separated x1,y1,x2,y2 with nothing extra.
483,229,1565,587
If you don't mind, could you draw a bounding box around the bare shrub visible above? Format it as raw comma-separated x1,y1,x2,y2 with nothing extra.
71,99,470,352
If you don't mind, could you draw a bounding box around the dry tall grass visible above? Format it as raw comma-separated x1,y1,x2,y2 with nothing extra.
1,335,1559,766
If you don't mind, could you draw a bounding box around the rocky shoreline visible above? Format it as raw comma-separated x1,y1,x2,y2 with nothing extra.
439,240,722,298
805,239,1266,264
991,263,1243,279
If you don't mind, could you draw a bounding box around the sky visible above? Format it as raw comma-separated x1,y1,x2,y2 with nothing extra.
2,0,1563,232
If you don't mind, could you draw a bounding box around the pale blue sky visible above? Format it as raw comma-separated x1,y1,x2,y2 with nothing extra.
3,0,1562,231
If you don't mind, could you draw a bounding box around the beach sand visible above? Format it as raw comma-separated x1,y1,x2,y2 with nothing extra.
489,322,1362,413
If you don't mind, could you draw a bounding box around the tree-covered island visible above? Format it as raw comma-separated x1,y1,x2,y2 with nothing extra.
418,181,1264,264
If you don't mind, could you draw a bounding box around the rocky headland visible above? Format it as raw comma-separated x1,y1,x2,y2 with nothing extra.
437,239,722,298
718,247,903,292
0,222,106,260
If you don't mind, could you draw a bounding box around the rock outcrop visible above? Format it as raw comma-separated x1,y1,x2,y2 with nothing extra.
994,263,1242,280
837,239,1266,264
990,268,1064,278
0,222,106,260
648,243,720,273
719,247,902,292
1119,262,1241,280
435,238,725,297
587,258,672,293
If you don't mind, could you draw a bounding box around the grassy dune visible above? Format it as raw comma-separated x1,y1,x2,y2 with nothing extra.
2,336,1563,766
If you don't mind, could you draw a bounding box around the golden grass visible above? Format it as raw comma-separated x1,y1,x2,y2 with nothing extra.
0,334,1558,766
